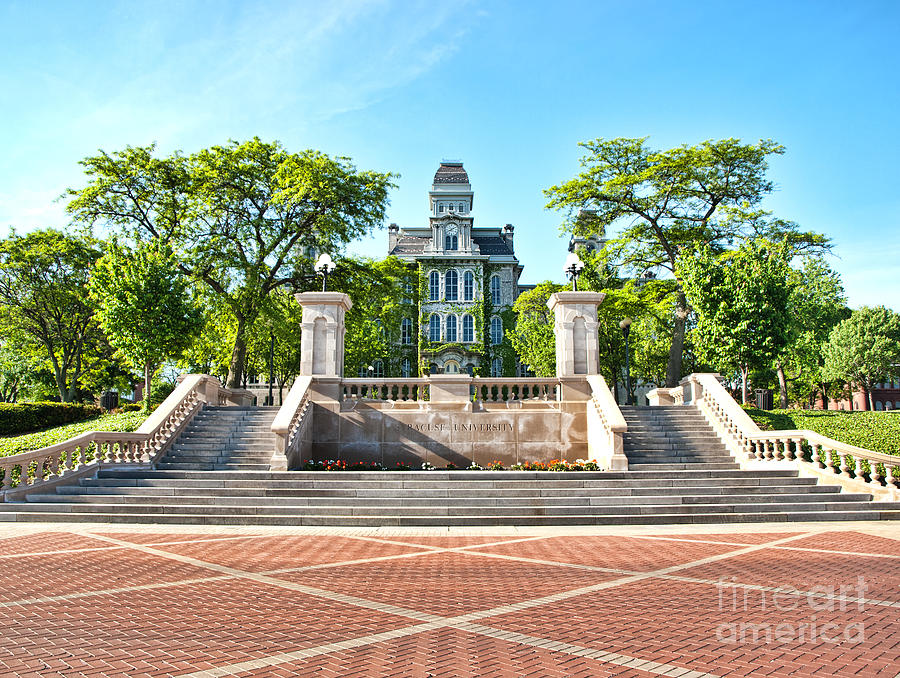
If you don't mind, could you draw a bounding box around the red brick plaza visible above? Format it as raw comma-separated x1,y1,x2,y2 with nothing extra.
0,523,897,677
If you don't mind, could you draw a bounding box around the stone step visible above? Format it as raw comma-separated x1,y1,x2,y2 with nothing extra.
628,463,742,471
4,500,888,518
155,462,272,471
59,484,840,499
4,508,899,527
32,492,867,508
80,476,823,490
97,468,815,483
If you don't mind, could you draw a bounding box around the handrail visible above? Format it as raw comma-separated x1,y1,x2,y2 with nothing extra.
586,374,628,470
676,372,900,494
271,375,313,468
1,374,237,497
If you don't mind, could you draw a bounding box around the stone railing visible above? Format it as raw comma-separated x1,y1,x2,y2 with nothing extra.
341,378,429,403
0,374,232,499
671,373,900,499
646,384,685,406
270,376,314,470
472,378,558,404
586,374,628,470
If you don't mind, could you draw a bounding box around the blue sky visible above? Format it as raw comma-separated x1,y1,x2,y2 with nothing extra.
1,0,897,308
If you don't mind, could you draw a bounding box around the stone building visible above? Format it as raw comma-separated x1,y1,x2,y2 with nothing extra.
387,162,528,376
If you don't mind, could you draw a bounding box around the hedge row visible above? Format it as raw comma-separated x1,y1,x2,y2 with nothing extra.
0,411,147,456
744,408,900,455
0,402,102,436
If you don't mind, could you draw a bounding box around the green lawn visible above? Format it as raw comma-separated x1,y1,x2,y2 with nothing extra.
743,408,900,455
0,412,148,457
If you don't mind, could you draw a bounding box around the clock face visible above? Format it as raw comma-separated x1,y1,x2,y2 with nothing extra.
446,223,458,236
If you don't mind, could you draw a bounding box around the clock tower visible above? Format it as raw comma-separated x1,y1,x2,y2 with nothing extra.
427,161,475,254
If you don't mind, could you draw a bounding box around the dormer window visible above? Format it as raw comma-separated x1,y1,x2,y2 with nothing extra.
449,204,454,212
459,203,464,212
438,204,444,213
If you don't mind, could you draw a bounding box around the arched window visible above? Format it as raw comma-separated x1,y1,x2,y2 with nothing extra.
490,316,503,345
401,358,411,378
491,358,503,377
445,270,458,301
875,401,884,411
463,271,474,301
400,318,412,345
462,314,474,342
373,360,384,378
446,315,457,342
444,360,460,374
459,203,465,212
429,314,441,342
490,275,501,305
429,271,440,301
445,234,458,251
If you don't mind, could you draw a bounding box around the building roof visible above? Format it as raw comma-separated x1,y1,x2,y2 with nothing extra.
433,162,469,185
473,235,514,255
388,232,515,258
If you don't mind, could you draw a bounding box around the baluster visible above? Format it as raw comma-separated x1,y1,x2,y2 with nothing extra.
813,444,826,469
839,452,852,478
890,465,900,488
1,463,11,490
868,462,883,487
854,457,865,481
50,452,61,477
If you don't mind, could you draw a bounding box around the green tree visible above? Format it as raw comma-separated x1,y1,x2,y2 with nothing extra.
89,240,202,407
678,239,795,404
822,306,900,410
508,281,565,377
334,257,410,377
0,229,103,401
66,138,396,388
774,256,848,407
545,137,827,387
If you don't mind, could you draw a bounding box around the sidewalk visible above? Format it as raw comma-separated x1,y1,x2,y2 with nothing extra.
1,521,897,677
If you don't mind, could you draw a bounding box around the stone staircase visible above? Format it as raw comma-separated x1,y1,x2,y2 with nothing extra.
621,405,741,471
1,405,899,526
156,407,279,471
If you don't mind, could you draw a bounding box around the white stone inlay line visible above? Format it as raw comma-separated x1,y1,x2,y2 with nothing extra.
84,531,815,678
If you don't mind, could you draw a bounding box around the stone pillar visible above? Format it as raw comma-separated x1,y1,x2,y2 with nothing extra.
296,292,352,403
547,291,606,378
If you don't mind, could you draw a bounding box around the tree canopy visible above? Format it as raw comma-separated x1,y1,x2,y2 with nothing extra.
66,138,397,387
89,239,202,406
545,137,827,387
0,229,103,401
822,306,900,410
508,281,565,377
678,238,795,404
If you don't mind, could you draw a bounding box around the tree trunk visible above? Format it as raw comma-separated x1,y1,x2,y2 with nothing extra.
775,361,788,409
666,290,689,388
865,383,873,411
227,316,248,389
740,365,749,405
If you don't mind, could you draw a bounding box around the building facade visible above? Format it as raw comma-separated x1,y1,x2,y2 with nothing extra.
387,162,527,376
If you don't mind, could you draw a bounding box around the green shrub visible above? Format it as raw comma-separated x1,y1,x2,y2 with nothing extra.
0,402,102,436
0,411,147,456
743,407,900,455
119,403,143,412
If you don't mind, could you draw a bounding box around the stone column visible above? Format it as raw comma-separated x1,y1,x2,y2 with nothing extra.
296,292,352,403
547,291,606,377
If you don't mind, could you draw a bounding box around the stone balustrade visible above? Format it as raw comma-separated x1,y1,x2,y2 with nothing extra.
270,376,314,470
669,372,900,500
585,374,628,470
472,378,557,403
341,378,429,403
0,375,249,498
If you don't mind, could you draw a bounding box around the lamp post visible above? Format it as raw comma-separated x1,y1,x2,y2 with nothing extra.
267,327,275,406
314,253,337,292
619,317,633,406
563,252,585,291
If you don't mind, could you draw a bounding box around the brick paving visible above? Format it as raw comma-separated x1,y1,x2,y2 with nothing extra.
0,524,897,677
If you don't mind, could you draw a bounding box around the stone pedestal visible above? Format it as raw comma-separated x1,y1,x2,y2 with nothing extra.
547,291,606,378
428,375,474,411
